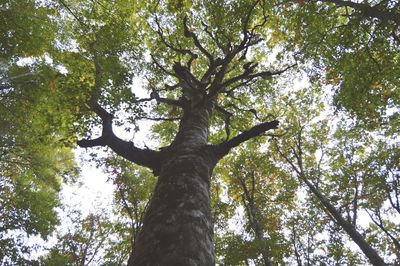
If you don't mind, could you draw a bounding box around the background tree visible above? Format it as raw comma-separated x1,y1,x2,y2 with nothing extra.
0,1,80,263
215,142,295,265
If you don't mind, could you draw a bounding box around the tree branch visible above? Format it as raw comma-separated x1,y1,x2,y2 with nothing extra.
221,64,295,92
57,0,86,27
154,16,198,69
77,101,161,174
242,0,262,38
212,120,279,159
319,0,400,24
172,62,203,90
215,105,233,141
183,16,214,63
200,21,226,54
366,209,400,251
150,55,176,77
150,89,184,108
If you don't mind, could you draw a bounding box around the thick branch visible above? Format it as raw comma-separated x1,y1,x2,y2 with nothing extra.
77,136,105,147
319,0,400,24
215,105,233,141
212,120,279,159
77,102,161,174
150,89,184,108
172,62,203,90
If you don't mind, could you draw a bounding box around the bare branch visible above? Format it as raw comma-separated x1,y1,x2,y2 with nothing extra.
220,102,260,120
212,120,279,159
221,79,257,95
77,102,161,173
154,15,198,69
249,8,269,36
242,0,262,38
273,139,302,176
200,21,226,54
150,89,184,108
220,63,295,92
183,16,214,63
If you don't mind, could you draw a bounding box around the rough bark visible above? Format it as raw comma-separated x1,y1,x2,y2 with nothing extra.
128,106,217,266
127,146,217,266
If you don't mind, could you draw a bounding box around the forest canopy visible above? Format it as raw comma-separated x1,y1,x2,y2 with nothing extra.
0,0,399,265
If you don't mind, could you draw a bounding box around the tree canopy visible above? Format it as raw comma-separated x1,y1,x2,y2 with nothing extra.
1,0,399,265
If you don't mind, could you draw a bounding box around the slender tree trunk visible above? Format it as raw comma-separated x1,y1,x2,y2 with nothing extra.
302,177,387,266
248,201,273,266
128,106,217,266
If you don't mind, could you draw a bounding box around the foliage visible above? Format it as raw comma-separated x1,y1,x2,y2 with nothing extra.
1,0,399,264
277,0,400,125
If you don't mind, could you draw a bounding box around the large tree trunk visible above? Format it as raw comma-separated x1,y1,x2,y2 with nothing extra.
77,86,279,265
128,106,217,266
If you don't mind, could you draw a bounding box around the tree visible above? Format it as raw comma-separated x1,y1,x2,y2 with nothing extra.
73,1,292,264
2,0,399,265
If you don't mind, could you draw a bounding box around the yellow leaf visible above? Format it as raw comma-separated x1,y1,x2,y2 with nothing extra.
48,80,57,92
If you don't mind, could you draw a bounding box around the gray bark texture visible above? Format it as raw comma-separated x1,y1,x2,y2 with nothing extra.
128,107,217,266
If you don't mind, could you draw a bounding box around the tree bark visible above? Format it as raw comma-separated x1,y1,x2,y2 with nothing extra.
125,103,278,265
127,147,217,265
128,106,217,266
